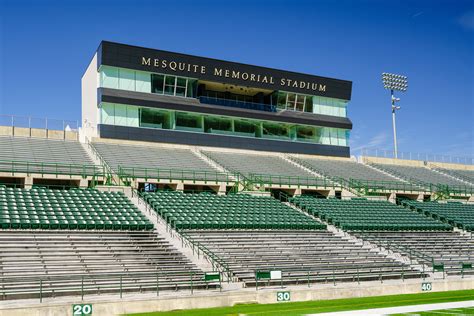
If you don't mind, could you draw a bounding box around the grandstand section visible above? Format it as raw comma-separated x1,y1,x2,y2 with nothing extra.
140,190,426,287
0,136,103,187
142,190,322,230
370,163,473,190
0,187,214,300
91,141,233,186
289,156,421,193
202,150,333,187
352,231,474,276
0,186,153,230
402,200,474,231
289,196,473,276
433,167,474,185
289,196,450,231
185,230,424,286
0,230,209,300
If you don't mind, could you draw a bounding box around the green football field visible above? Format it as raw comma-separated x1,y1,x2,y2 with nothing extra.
125,289,474,316
391,306,474,315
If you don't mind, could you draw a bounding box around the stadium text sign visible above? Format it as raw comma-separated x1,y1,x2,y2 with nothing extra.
277,291,291,302
141,57,327,93
73,304,92,315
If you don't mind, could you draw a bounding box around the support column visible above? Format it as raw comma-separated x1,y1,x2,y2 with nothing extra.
79,179,88,188
218,183,227,195
388,193,396,203
24,176,33,189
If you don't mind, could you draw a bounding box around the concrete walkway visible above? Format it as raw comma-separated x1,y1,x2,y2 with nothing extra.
309,300,474,315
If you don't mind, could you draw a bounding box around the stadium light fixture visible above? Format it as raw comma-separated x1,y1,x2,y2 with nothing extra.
382,73,408,159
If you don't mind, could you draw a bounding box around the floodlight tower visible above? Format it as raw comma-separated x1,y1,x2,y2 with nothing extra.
382,73,408,159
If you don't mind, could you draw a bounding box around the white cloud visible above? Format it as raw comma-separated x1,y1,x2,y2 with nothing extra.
352,131,389,151
458,10,474,31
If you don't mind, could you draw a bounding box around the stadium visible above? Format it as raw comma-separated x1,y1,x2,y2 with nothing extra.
0,39,473,316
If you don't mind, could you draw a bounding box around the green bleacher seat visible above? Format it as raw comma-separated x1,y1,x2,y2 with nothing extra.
290,195,451,232
142,191,326,230
0,187,154,231
402,200,474,231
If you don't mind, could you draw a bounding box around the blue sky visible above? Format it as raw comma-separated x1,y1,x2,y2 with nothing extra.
0,0,473,158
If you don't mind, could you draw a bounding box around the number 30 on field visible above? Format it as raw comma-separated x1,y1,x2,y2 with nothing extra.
277,291,291,301
73,304,92,315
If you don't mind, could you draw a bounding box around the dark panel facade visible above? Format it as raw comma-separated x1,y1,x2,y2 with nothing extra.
98,124,351,157
99,88,353,130
98,41,353,100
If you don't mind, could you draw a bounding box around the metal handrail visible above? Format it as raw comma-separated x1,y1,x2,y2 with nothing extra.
356,231,435,267
248,173,339,189
118,166,239,185
348,178,427,193
0,159,105,178
0,270,221,302
86,139,116,185
134,189,232,281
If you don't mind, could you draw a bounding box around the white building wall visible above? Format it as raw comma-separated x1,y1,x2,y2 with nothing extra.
81,53,98,140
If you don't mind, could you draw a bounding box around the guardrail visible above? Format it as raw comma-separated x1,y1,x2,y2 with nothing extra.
248,173,340,189
347,179,427,193
359,148,473,165
86,140,116,185
118,166,239,185
132,188,232,282
0,160,105,179
251,265,428,290
355,231,436,269
0,114,79,131
0,270,222,302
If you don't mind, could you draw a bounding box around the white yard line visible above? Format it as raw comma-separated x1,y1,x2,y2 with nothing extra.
307,300,474,316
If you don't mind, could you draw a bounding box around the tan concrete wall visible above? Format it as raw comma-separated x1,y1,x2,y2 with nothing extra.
30,128,47,138
427,161,474,171
65,131,78,141
0,126,13,136
47,130,65,140
362,156,427,167
1,278,472,316
12,127,30,137
362,156,473,171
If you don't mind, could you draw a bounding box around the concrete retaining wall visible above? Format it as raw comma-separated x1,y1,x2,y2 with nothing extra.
1,277,472,316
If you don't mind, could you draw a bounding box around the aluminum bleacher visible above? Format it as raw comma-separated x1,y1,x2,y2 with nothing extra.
141,190,425,287
0,230,209,300
0,136,97,176
433,168,474,185
184,230,424,286
371,163,472,189
202,151,328,186
352,231,474,276
290,156,408,190
91,142,228,182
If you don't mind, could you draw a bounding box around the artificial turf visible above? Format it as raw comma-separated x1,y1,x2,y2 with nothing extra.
125,289,474,316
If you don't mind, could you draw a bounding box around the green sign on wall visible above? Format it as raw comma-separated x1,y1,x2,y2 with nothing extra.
277,291,291,302
73,304,92,315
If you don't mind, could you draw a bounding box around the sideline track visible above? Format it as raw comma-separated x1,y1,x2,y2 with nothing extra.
310,300,474,315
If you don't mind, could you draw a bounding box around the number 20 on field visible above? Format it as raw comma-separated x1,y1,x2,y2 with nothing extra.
73,304,92,315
